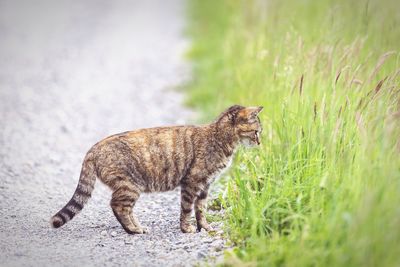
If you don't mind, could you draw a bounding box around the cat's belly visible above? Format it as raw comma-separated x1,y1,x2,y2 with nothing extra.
142,170,182,193
152,178,180,192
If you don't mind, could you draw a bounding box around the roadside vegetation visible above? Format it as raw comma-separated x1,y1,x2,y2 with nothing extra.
187,0,400,266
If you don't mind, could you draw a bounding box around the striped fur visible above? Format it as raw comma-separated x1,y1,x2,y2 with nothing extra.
50,105,263,234
50,155,96,228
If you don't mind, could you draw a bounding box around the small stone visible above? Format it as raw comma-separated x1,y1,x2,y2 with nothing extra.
14,252,24,257
183,245,193,252
124,239,133,245
197,251,206,259
215,246,223,252
203,238,213,244
213,240,224,252
60,125,68,133
100,230,107,236
110,231,117,237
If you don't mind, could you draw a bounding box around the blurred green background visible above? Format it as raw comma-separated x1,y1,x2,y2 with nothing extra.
186,0,400,266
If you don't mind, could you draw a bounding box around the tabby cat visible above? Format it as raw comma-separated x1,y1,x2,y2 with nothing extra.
50,105,263,234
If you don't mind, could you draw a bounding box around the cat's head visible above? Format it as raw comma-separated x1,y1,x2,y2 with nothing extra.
217,105,264,147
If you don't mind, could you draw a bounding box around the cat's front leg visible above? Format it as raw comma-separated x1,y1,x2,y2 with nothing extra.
180,185,197,233
195,186,213,232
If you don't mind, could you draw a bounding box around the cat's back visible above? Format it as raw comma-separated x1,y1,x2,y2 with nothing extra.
94,125,197,148
117,125,200,151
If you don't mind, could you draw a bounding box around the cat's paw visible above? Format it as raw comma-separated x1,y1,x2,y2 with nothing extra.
135,226,150,234
181,224,196,233
197,222,214,232
125,226,148,234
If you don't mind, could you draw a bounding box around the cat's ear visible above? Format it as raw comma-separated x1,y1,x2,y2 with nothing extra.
226,105,246,123
238,106,263,120
216,105,245,124
248,106,263,115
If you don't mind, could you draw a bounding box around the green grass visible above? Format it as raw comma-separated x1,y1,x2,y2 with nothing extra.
186,0,400,266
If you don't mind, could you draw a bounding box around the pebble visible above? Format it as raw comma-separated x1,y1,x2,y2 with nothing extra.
14,252,25,257
110,231,117,237
203,238,214,244
101,230,107,236
124,239,133,245
213,240,225,252
197,251,206,259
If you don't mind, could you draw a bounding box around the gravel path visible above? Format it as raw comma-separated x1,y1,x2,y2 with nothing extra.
0,1,225,266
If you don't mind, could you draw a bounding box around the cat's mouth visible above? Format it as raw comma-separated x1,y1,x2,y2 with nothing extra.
255,130,260,145
240,130,261,147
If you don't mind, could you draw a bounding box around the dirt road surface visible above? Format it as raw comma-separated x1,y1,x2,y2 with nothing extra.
0,1,225,266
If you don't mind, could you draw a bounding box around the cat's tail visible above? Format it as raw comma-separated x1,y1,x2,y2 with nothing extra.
50,155,97,228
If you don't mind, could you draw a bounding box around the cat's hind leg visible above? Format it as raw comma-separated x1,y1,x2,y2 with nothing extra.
110,183,146,234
